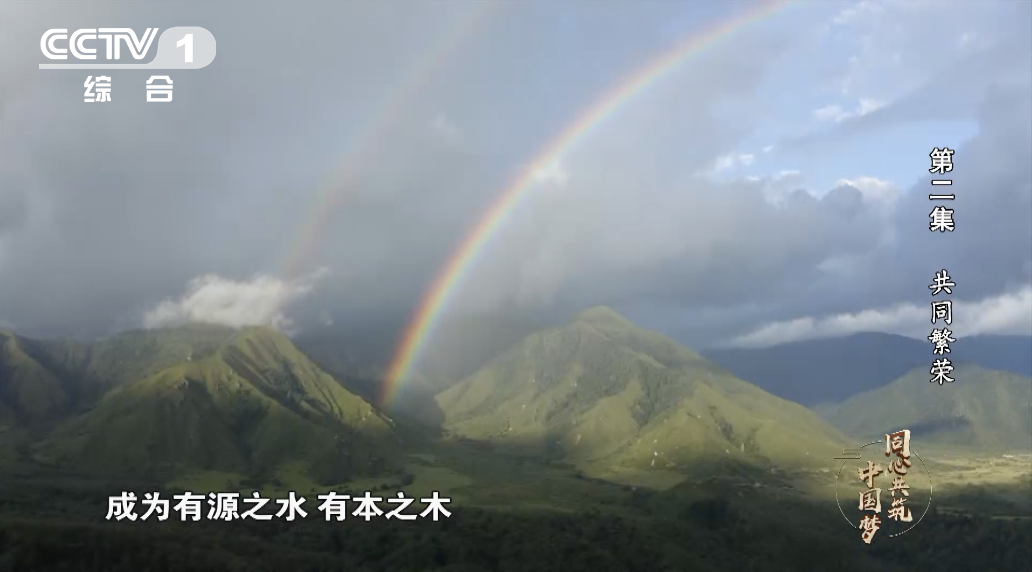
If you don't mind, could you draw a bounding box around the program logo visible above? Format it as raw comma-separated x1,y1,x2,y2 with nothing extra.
834,429,934,545
39,27,215,70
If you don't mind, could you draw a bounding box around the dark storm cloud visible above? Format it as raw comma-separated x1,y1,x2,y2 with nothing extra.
0,0,1027,354
0,0,800,341
701,82,1032,347
0,1,501,336
447,20,1031,349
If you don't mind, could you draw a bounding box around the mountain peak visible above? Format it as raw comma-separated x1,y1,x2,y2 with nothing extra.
37,323,395,482
573,306,632,328
437,306,844,474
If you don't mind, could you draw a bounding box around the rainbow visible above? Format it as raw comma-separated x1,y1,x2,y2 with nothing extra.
280,1,498,279
382,0,795,406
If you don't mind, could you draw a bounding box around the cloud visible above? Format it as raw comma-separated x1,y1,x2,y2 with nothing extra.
813,98,884,123
142,269,329,331
0,188,27,234
831,0,883,27
812,104,846,122
818,0,1024,103
705,152,758,175
0,0,1026,358
834,176,900,205
529,159,569,187
745,169,805,204
722,285,1032,348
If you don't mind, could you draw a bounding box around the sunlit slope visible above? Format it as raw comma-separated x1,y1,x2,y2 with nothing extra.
436,307,845,472
824,364,1032,452
41,326,395,481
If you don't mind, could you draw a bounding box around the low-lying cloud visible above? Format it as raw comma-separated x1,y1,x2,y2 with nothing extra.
143,269,329,332
723,284,1032,348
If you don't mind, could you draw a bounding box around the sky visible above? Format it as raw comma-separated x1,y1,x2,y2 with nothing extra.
0,0,1029,357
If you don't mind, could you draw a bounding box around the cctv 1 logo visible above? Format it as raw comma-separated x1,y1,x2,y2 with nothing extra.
39,27,216,70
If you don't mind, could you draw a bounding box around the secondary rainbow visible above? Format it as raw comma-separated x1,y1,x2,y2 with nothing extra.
383,0,794,405
280,2,497,279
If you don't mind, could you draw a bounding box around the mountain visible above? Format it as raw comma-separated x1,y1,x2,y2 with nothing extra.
295,312,551,424
823,364,1032,452
435,307,846,475
414,312,554,391
0,330,78,429
0,326,397,483
704,333,1032,406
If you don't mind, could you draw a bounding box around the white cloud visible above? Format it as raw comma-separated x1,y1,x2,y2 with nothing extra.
711,153,736,173
762,145,774,154
723,285,1032,348
813,98,885,123
855,98,885,116
745,169,805,204
143,269,329,331
832,0,884,27
835,176,900,205
964,287,1032,336
813,104,846,122
530,159,569,187
705,152,757,175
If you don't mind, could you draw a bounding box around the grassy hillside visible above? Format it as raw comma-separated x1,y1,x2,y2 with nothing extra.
7,325,250,407
436,307,846,478
823,364,1032,451
1,321,1028,572
14,327,397,484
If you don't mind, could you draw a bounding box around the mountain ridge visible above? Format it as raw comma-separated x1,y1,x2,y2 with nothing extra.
436,306,846,476
823,363,1032,452
704,332,1032,406
1,325,397,484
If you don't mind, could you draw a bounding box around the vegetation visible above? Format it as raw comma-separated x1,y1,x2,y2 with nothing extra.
436,307,847,478
823,364,1032,451
0,460,1028,572
1,311,1029,571
2,326,396,485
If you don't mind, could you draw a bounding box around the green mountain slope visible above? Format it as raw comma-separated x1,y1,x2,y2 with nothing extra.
0,330,78,429
823,364,1032,452
0,330,100,464
6,325,249,409
436,307,846,475
38,326,395,483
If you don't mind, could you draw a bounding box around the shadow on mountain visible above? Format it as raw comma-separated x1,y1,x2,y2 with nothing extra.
704,333,1032,406
906,416,974,436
